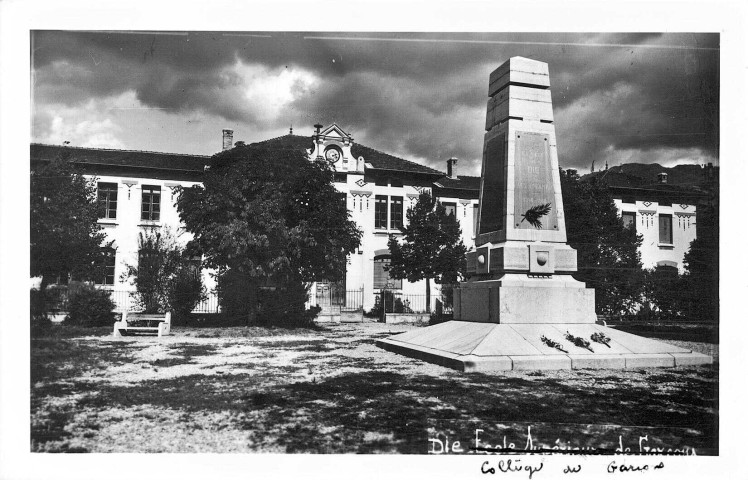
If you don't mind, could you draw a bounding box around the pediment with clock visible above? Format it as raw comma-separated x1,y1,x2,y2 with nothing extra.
307,123,362,173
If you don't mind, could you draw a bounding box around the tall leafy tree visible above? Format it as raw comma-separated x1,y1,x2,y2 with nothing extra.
30,151,108,291
560,170,644,315
387,192,467,313
177,146,361,325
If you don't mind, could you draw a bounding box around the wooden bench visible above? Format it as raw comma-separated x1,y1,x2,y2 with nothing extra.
113,312,171,337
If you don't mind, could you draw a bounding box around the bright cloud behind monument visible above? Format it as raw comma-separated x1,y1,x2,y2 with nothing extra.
31,32,718,172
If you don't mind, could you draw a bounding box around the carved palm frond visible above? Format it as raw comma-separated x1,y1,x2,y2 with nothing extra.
520,202,552,229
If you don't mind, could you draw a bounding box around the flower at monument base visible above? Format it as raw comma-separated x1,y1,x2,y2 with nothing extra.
590,332,611,348
565,331,594,352
540,335,568,353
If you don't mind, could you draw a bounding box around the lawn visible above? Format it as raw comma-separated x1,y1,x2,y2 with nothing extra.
30,322,718,454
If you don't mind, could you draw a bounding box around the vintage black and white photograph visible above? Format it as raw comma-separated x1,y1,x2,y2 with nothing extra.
1,1,744,478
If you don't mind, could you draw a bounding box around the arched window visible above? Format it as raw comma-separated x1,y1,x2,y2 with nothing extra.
373,251,402,290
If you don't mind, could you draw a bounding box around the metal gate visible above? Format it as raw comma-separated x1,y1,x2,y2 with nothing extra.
316,281,345,316
315,283,363,322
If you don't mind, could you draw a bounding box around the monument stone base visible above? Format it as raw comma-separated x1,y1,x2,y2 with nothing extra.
376,321,712,372
453,274,596,324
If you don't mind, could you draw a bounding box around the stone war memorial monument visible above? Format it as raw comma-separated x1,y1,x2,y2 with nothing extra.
378,57,712,371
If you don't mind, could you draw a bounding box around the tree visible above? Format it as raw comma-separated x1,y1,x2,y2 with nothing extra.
30,151,109,292
641,265,685,320
387,192,467,313
560,170,644,315
680,194,719,322
123,228,206,317
177,145,361,326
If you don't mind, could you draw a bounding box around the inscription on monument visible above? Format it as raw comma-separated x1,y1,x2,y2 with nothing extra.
513,132,557,230
478,134,506,235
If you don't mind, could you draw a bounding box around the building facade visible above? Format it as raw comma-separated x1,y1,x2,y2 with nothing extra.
31,124,482,315
603,175,706,273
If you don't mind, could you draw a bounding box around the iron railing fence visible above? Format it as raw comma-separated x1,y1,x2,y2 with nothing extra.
342,289,364,311
42,286,221,314
313,288,364,313
372,285,458,315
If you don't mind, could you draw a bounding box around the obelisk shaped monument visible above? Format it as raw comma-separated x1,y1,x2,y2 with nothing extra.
454,56,596,324
378,57,711,371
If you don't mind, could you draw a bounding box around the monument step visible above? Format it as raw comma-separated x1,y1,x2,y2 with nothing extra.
376,321,712,372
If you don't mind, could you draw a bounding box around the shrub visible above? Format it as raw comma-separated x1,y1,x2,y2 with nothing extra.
641,266,686,321
257,283,317,328
30,289,52,334
167,265,207,323
125,228,205,315
30,289,48,321
369,290,396,318
217,269,317,327
215,268,253,323
393,297,405,314
66,284,116,327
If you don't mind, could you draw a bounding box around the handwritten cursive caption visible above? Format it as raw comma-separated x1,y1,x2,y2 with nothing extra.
427,427,698,478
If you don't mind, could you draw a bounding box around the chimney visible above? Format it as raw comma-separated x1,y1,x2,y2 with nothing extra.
658,172,668,184
447,158,458,179
222,129,234,151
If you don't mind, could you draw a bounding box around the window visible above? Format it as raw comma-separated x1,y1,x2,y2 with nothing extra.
473,204,479,237
443,202,456,217
390,196,403,229
141,185,161,221
373,256,402,289
137,247,159,284
375,195,403,230
659,214,673,244
621,212,636,230
375,195,388,229
98,248,116,285
97,182,118,219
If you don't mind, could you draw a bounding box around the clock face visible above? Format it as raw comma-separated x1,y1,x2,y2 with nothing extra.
325,148,341,163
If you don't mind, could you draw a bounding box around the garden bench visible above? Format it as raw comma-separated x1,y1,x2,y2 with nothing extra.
113,311,171,337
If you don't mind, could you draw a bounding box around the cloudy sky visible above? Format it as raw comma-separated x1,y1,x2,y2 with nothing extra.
31,31,719,175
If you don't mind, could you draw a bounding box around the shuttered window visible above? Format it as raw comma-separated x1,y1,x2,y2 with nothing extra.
659,214,673,244
373,257,402,289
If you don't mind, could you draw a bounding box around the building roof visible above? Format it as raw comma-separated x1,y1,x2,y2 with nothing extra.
30,143,209,172
434,175,481,191
32,134,445,177
249,134,444,176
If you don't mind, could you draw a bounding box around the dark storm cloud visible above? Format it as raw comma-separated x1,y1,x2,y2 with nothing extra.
32,31,719,171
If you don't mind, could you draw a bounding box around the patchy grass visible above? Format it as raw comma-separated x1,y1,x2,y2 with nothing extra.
30,323,718,454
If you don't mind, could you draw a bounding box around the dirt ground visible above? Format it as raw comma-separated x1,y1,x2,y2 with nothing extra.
30,322,718,454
